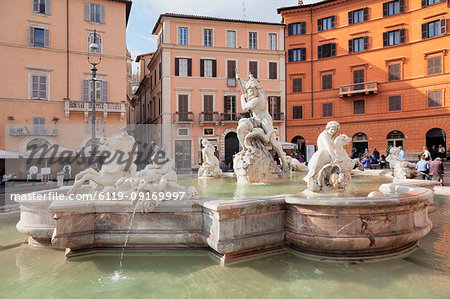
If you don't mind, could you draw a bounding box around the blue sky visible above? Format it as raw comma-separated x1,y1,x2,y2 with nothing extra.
126,0,320,62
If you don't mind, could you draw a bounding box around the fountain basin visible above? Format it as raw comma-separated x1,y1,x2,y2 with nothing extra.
15,183,433,263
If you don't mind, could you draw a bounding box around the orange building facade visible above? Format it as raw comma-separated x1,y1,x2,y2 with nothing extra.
131,14,286,171
279,0,449,159
0,0,131,178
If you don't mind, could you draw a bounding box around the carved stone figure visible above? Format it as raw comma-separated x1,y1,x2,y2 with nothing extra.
233,74,289,183
198,139,222,178
286,155,307,172
303,122,357,193
386,146,419,179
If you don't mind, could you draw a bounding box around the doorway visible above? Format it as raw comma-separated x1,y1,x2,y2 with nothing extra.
387,130,404,151
174,140,191,173
225,132,239,169
291,136,306,157
352,132,368,156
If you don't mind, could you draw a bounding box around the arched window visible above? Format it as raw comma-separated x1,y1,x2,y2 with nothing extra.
426,128,446,153
291,135,306,156
387,130,404,149
88,33,102,54
352,132,368,156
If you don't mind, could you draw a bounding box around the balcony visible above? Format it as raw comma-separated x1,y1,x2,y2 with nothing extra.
339,81,378,97
271,112,285,122
199,112,220,124
220,113,248,122
64,100,126,122
9,125,58,136
173,112,194,123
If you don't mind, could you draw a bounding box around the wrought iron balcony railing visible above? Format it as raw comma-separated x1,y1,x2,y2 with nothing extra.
199,112,220,123
173,112,194,123
9,125,58,136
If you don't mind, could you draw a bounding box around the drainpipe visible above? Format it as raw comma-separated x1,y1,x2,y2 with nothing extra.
310,4,314,118
66,0,69,98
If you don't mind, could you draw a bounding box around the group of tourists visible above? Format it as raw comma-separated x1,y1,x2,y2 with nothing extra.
415,145,445,181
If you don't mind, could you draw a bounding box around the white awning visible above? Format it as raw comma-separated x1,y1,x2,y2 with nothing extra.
0,149,23,159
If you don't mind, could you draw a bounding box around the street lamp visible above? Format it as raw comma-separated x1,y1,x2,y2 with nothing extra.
88,29,101,169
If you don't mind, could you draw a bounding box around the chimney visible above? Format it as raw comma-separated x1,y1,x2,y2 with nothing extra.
298,0,304,5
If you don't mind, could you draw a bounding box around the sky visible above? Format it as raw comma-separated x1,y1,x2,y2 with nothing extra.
126,0,321,63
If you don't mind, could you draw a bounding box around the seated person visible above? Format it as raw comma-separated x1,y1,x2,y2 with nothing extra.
379,155,387,169
219,160,228,172
360,155,372,169
415,155,430,180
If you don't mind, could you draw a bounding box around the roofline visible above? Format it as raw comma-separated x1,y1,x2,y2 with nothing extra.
135,52,155,62
107,0,132,25
152,13,285,35
277,0,338,14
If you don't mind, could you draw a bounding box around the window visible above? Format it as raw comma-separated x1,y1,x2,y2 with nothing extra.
88,33,102,54
175,58,192,77
249,61,258,78
30,74,48,100
389,96,401,111
422,0,446,7
224,96,236,120
203,95,214,121
293,78,302,93
30,27,49,48
227,30,236,48
318,16,336,32
269,62,277,79
178,94,189,121
249,32,257,49
323,103,333,117
354,100,365,114
293,106,303,119
33,0,51,14
322,74,332,90
353,69,365,90
288,22,306,35
227,60,236,86
33,118,46,135
159,62,162,80
204,29,213,47
388,64,401,81
82,79,108,102
88,119,104,133
288,48,306,62
318,43,336,59
422,19,447,39
84,2,105,24
349,37,368,53
268,96,281,119
383,0,404,17
383,29,405,47
200,59,217,78
348,8,368,24
428,90,442,107
179,27,188,45
269,33,277,50
428,56,442,75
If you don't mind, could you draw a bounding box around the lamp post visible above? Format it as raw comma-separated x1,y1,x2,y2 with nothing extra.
88,30,101,169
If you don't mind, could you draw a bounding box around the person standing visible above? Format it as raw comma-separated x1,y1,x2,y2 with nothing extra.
422,146,431,161
415,155,430,180
429,157,444,182
372,148,380,160
360,155,372,169
438,144,446,159
430,145,438,160
399,146,406,159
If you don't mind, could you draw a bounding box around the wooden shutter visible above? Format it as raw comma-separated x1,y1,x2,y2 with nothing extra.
288,24,293,36
82,79,89,101
301,22,306,34
331,16,336,29
383,2,388,17
39,76,47,99
383,32,388,47
31,75,39,98
400,29,406,43
440,18,447,35
224,96,228,113
33,0,39,12
29,26,34,46
348,11,353,25
331,43,336,56
421,23,427,39
399,0,405,13
249,61,258,78
100,5,105,24
44,29,50,47
301,48,306,61
275,97,280,115
187,58,192,76
227,60,235,78
200,59,204,77
363,7,369,21
101,81,108,102
84,2,90,21
421,0,427,7
348,39,353,53
178,95,188,112
317,19,322,32
363,36,369,50
293,78,302,92
212,60,217,77
318,45,323,59
45,0,51,14
288,49,293,62
175,58,179,76
269,62,277,79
